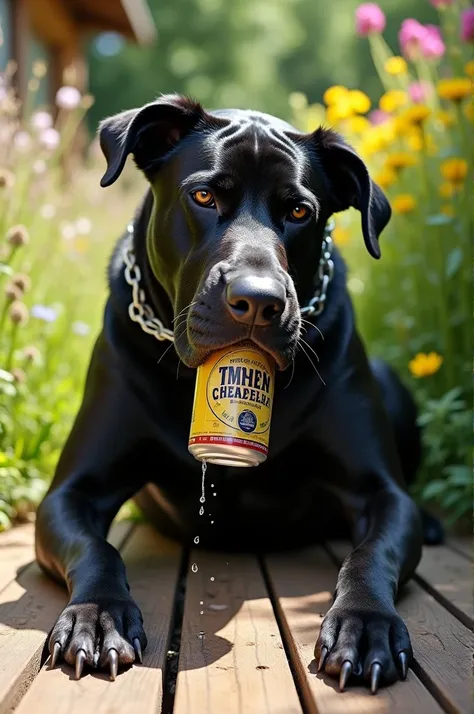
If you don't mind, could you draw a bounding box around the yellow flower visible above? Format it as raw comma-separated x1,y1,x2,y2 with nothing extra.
435,110,455,127
406,130,424,152
379,90,408,113
408,352,443,378
323,85,349,106
333,226,351,246
465,61,474,79
441,204,454,217
439,182,456,198
437,78,472,102
384,56,408,76
326,96,353,123
346,115,370,134
385,152,418,171
374,168,398,189
399,105,431,125
349,90,371,114
392,194,417,214
464,100,474,123
440,158,468,183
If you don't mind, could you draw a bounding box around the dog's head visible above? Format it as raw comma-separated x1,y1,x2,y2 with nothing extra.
99,94,390,370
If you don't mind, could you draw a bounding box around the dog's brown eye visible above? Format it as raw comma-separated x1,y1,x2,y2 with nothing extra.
290,205,309,221
192,190,215,207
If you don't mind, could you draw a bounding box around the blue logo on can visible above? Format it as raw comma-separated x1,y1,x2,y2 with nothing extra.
238,409,257,433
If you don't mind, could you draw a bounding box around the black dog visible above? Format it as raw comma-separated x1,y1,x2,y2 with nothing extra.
35,94,442,692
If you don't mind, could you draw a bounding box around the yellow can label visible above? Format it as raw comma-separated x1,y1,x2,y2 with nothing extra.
189,343,275,458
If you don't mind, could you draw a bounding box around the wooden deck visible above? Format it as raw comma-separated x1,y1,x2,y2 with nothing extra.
0,522,471,714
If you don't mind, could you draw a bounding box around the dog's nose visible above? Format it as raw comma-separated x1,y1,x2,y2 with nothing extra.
226,275,286,326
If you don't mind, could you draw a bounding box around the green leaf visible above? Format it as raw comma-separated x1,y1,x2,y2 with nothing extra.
0,264,13,277
443,465,471,486
421,480,447,500
446,248,463,278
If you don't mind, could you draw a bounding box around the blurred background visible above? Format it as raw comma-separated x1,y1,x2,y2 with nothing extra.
0,0,471,531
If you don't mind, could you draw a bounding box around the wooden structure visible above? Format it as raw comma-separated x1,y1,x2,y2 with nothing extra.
0,522,471,714
0,0,156,107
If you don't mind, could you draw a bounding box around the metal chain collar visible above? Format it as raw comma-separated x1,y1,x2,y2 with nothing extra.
123,219,335,343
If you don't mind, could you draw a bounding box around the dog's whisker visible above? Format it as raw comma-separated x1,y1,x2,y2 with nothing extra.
301,318,325,341
172,301,197,323
298,340,326,386
300,337,320,363
284,358,296,390
157,340,177,366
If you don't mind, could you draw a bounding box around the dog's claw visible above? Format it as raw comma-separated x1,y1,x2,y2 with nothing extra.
317,646,328,672
75,649,86,680
50,642,61,669
370,663,382,694
339,661,352,692
108,649,119,681
398,651,408,680
133,638,143,664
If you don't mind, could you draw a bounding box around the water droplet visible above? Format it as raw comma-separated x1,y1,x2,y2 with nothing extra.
200,610,204,615
210,576,215,581
194,536,200,544
213,492,217,497
208,603,228,611
199,496,205,503
211,484,214,488
210,520,214,524
199,506,204,516
200,600,204,605
197,631,205,640
191,563,198,573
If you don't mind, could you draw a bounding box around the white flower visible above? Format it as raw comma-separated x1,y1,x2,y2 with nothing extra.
72,321,90,336
56,85,81,110
13,131,31,151
40,204,56,219
31,110,53,131
33,160,47,174
39,128,60,151
75,217,92,235
60,222,76,241
31,305,58,322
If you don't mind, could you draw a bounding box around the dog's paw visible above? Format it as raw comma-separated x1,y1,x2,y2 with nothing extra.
48,595,147,679
314,601,411,693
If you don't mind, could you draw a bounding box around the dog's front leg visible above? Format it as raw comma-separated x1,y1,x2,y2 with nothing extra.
313,348,422,691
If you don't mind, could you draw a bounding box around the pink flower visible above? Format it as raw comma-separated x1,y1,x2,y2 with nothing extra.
55,85,81,110
408,81,433,103
423,25,445,58
369,109,391,125
461,8,474,43
429,0,454,6
39,127,60,151
399,19,445,59
355,3,386,36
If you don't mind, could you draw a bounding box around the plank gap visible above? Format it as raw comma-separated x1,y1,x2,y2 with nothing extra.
445,539,471,562
413,573,473,631
258,555,319,714
411,657,460,714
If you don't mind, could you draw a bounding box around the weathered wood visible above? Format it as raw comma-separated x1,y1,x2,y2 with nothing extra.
0,524,35,593
0,521,135,714
174,551,302,714
328,542,473,714
447,537,471,561
14,524,182,714
265,547,443,714
415,545,473,629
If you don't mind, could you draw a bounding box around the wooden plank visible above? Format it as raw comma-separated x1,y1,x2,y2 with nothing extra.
328,542,473,714
174,551,302,714
0,524,35,593
14,524,182,714
415,545,473,629
447,537,471,561
265,547,443,714
0,521,135,714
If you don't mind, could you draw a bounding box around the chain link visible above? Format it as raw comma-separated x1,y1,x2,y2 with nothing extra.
123,219,335,341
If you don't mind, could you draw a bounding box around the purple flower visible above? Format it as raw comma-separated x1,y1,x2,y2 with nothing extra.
39,128,60,151
31,305,58,322
369,109,391,125
461,8,474,43
56,86,81,110
399,19,445,59
409,81,433,103
355,3,386,36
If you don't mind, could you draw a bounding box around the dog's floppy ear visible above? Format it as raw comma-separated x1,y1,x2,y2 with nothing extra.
99,94,214,187
312,127,391,259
